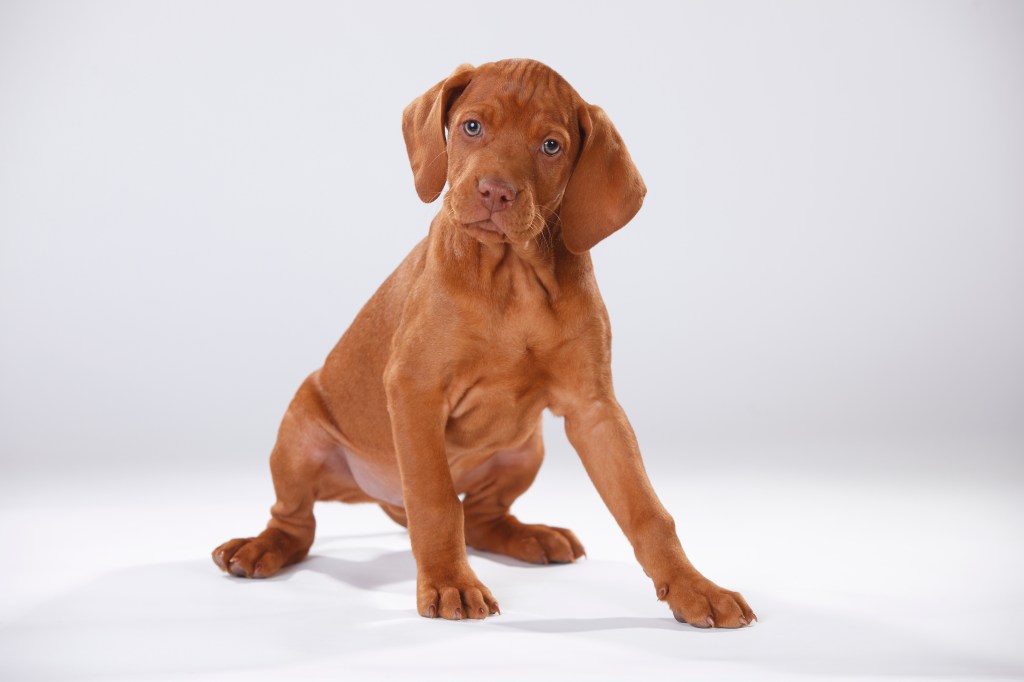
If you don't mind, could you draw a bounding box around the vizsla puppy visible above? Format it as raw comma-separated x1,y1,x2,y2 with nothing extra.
213,59,755,627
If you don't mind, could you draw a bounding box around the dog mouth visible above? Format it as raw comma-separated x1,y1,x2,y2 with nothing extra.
447,191,540,243
462,216,547,247
460,216,518,243
466,219,505,235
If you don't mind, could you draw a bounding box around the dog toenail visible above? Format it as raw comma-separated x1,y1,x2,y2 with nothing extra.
707,616,715,628
479,607,486,615
427,604,436,618
455,608,462,620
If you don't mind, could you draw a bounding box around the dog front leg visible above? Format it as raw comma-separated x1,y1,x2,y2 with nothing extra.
563,397,756,628
384,369,499,620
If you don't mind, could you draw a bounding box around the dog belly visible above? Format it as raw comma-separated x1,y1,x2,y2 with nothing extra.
341,447,404,507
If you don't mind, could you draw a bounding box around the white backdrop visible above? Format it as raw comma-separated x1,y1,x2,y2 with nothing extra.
3,1,1022,477
1,2,1023,680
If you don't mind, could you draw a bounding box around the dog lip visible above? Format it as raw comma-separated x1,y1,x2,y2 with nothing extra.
462,216,534,242
468,219,504,234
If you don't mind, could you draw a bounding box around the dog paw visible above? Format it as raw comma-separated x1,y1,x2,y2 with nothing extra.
467,518,586,565
509,523,586,564
212,535,288,579
657,576,756,629
417,571,500,620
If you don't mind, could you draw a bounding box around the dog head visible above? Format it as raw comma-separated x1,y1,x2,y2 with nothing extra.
402,59,646,253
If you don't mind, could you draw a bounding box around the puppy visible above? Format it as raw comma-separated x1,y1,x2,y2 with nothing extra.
213,59,755,627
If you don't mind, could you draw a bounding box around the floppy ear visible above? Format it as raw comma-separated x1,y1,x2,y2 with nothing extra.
401,64,476,203
559,104,647,254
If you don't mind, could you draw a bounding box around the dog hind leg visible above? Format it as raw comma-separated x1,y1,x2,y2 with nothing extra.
212,372,359,578
461,422,585,564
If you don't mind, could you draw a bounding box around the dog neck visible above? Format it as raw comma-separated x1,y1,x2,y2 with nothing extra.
430,213,564,301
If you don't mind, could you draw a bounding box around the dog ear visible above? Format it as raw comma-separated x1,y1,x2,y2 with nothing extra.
402,64,476,203
559,104,646,254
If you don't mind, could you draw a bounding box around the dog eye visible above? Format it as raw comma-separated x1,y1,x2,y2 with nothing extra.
542,139,561,155
463,120,482,137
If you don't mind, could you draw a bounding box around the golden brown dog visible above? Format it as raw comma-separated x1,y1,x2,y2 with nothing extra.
213,59,755,628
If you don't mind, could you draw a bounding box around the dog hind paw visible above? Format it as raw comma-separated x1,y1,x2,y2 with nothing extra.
212,535,289,579
468,519,586,565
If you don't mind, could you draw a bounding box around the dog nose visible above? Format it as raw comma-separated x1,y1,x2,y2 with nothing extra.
478,177,517,213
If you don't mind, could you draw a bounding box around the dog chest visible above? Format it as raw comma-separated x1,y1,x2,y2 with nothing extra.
445,364,549,454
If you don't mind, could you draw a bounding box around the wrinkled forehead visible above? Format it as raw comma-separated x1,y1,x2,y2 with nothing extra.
452,60,579,131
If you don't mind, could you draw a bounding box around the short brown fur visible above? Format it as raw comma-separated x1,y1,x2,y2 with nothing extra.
213,59,755,627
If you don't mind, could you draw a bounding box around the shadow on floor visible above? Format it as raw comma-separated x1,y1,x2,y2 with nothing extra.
3,541,1022,681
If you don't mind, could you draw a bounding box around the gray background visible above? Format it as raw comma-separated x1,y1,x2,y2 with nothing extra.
1,0,1022,478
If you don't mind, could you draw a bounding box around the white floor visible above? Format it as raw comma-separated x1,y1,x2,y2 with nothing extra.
2,453,1023,681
